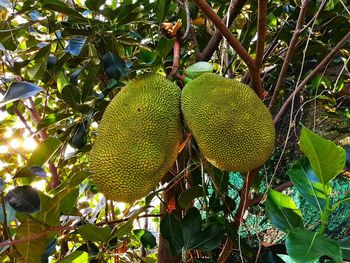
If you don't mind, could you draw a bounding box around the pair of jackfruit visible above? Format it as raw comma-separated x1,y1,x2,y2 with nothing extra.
89,73,275,203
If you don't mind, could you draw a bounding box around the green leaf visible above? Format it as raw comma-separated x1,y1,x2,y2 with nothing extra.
189,222,225,251
0,81,43,107
287,157,331,211
42,0,85,19
85,0,104,11
5,186,40,213
111,206,149,239
178,186,203,209
81,64,100,101
184,62,213,79
37,113,72,131
66,36,87,56
155,0,171,23
57,70,70,93
299,125,346,184
102,52,125,80
27,44,51,80
160,213,184,256
182,208,202,249
338,236,350,260
15,166,47,179
133,229,157,249
60,187,79,215
265,189,303,232
78,224,112,242
29,137,62,167
60,85,82,109
58,251,89,263
286,228,343,263
0,203,16,224
69,122,88,149
16,216,49,263
33,192,60,226
157,36,174,59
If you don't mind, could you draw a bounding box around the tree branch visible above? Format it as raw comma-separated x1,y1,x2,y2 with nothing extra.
274,31,350,124
0,214,162,248
193,0,266,97
233,169,258,229
255,0,267,69
198,0,247,61
269,0,310,110
193,0,253,67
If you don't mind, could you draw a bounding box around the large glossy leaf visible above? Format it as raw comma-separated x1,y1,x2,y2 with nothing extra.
160,213,184,256
157,36,174,59
184,62,213,79
178,186,203,209
33,192,61,226
155,0,170,23
0,203,16,224
42,0,85,19
102,52,125,80
29,137,62,167
299,125,346,184
58,251,89,263
286,228,343,263
287,157,331,211
16,216,49,263
189,222,224,251
133,229,157,249
0,81,42,107
265,189,303,232
5,186,40,213
66,36,87,56
111,206,149,239
37,113,72,131
182,208,202,249
338,236,350,260
27,44,51,80
81,64,100,101
78,224,112,242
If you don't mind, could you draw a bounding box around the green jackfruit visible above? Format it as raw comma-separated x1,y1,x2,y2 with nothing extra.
90,74,181,203
181,73,275,172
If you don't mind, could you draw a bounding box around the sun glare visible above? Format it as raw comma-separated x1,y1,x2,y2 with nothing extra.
0,145,8,154
9,139,21,149
23,137,37,151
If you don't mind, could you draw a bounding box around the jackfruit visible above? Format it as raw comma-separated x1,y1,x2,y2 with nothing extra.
181,73,275,172
90,74,181,203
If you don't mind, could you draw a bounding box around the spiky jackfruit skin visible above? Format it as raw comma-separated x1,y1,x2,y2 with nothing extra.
181,73,275,172
90,74,181,203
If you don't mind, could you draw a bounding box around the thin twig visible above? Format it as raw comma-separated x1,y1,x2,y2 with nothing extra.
198,0,248,61
274,31,350,123
255,0,267,69
178,0,191,40
269,0,310,110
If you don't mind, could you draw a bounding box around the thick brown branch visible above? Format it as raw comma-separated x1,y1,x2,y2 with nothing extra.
170,38,181,77
274,31,350,124
268,0,310,110
193,0,266,97
198,0,247,61
255,0,267,69
193,0,253,67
